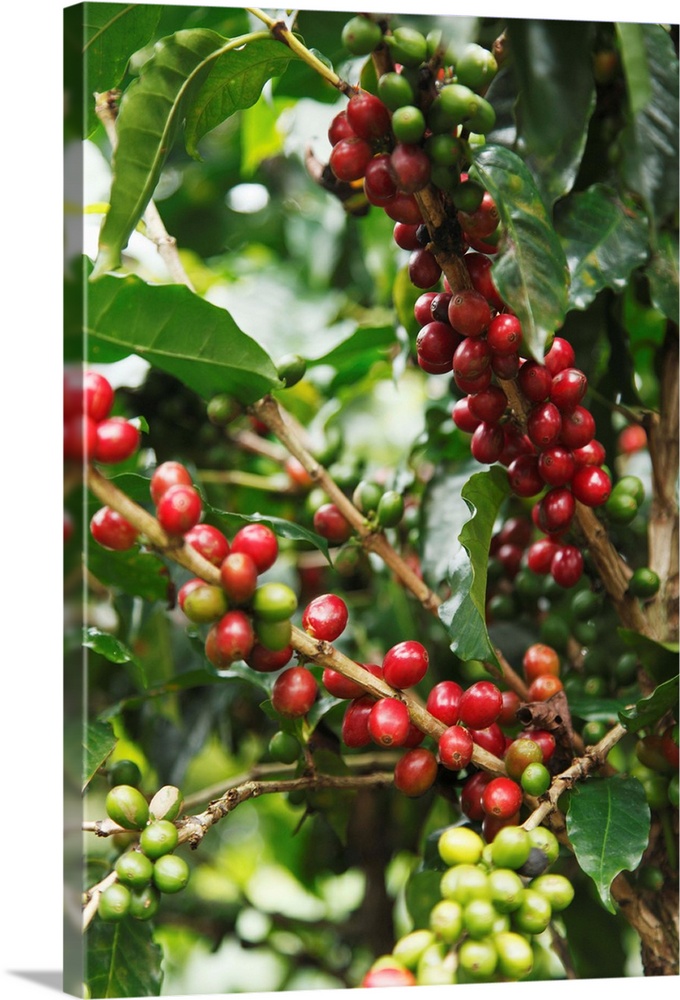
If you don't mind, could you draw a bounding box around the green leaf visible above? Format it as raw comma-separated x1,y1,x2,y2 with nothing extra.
509,20,596,206
83,627,137,665
87,271,279,404
619,629,679,685
619,24,679,229
470,145,570,361
616,23,653,117
207,506,332,563
86,917,163,997
83,720,117,791
83,3,162,137
646,230,679,325
421,459,479,587
438,467,511,666
618,675,680,734
87,544,171,604
404,868,443,930
241,94,294,176
555,184,649,311
185,37,294,157
567,696,633,724
566,776,650,913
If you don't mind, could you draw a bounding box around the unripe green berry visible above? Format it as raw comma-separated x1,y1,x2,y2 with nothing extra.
490,826,531,870
128,885,161,921
493,930,533,980
392,106,426,144
255,617,292,651
252,582,298,623
207,394,241,427
527,826,560,864
429,898,463,944
153,853,190,893
149,785,184,822
108,759,142,789
140,820,179,860
268,731,300,765
521,762,551,796
438,825,484,866
386,26,428,67
628,567,660,598
455,44,498,92
393,929,435,969
115,850,154,888
276,353,307,388
377,490,405,528
341,15,382,56
529,873,575,911
106,785,149,830
182,584,228,624
377,72,414,110
98,883,131,922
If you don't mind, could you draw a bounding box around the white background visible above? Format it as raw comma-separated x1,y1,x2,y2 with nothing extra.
2,0,677,998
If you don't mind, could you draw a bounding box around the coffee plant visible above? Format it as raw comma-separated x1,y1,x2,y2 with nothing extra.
64,4,678,997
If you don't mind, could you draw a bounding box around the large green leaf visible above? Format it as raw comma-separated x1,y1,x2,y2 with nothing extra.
646,230,679,325
555,184,649,311
566,776,650,913
616,23,653,117
438,466,511,666
83,720,117,791
185,37,294,157
420,459,478,587
207,507,332,563
509,20,596,206
83,627,137,665
86,918,163,997
470,145,570,361
619,675,679,734
87,271,279,403
83,3,162,137
619,24,679,229
87,545,171,604
404,868,443,930
619,629,679,685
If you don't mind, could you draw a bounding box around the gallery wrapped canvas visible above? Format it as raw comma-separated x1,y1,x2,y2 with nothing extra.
63,2,679,997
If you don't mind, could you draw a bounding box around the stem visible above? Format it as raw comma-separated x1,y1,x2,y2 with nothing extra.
246,8,352,93
195,469,296,492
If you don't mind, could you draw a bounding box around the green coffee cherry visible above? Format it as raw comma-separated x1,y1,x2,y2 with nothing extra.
463,898,498,939
426,29,444,59
438,825,484,866
377,490,405,528
393,929,435,969
521,762,551,796
183,584,228,624
530,873,575,911
493,930,533,979
276,353,307,389
488,868,525,913
255,617,292,651
457,937,498,980
424,133,463,167
605,491,639,524
207,393,241,427
377,71,414,110
429,898,463,944
416,943,454,985
268,731,300,765
98,883,131,922
114,850,154,889
106,785,150,830
386,26,428,67
466,95,496,134
428,83,478,132
455,43,498,91
392,106,426,144
440,863,489,904
252,582,298,623
570,588,602,620
149,785,184,822
616,475,645,506
140,820,179,860
153,853,190,894
451,178,486,212
527,826,560,865
490,826,531,870
108,759,142,789
628,567,660,598
512,888,552,935
129,885,161,921
353,480,383,515
341,15,382,55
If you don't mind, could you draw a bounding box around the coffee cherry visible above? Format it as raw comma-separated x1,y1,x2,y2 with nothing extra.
394,747,438,797
571,465,612,507
207,393,241,426
252,582,298,622
149,785,184,822
346,91,391,140
98,884,131,922
471,422,505,464
184,524,230,567
523,643,560,682
458,680,502,730
156,484,202,535
129,885,161,921
504,738,543,780
393,221,420,250
512,888,552,935
361,967,416,988
550,544,584,588
245,643,293,673
153,854,190,894
544,336,575,375
521,762,551,796
528,674,564,700
272,666,318,718
329,137,373,181
392,106,427,145
150,461,193,505
368,697,411,746
364,153,398,206
268,731,300,765
527,402,562,449
108,759,142,788
313,502,352,544
302,593,348,641
618,423,647,454
140,820,179,860
83,371,114,422
377,490,405,528
482,776,523,818
447,290,492,337
465,255,505,312
408,248,442,288
321,666,365,700
456,42,498,90
378,71,415,111
536,487,575,534
328,109,356,146
231,523,278,573
342,695,375,747
438,826,484,866
489,825,531,868
628,567,661,598
416,321,459,371
518,361,552,402
341,14,382,55
457,938,498,981
115,850,154,889
550,367,588,410
181,583,228,624
106,785,150,830
383,192,423,225
468,386,507,424
382,640,429,689
494,931,533,980
94,417,140,464
559,405,596,449
219,551,258,605
386,25,428,66
439,724,474,770
213,610,255,664
507,455,543,498
461,770,492,821
538,445,575,486
525,538,559,574
426,680,463,726
452,397,482,433
90,506,139,551
453,337,491,382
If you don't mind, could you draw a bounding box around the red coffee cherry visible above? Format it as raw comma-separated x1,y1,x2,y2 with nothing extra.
452,397,482,433
393,222,421,250
481,776,523,818
495,542,523,579
538,445,575,486
426,680,463,726
90,506,139,551
517,361,552,403
272,666,318,718
496,516,533,548
156,484,202,535
390,143,431,194
536,487,575,534
430,292,453,324
498,689,521,727
439,724,474,770
219,552,259,605
523,643,560,682
362,967,417,988
328,109,356,145
491,351,521,381
468,386,507,424
313,503,352,545
507,455,544,498
94,417,140,464
487,313,522,354
470,722,506,758
559,405,596,449
526,402,562,450
329,137,373,181
464,252,505,310
212,610,256,665
416,321,460,372
522,728,556,762
382,640,429,689
231,523,278,573
572,439,606,468
368,697,411,747
394,747,438,797
618,424,647,454
453,337,491,381
184,524,230,567
544,336,575,375
83,371,115,422
245,643,293,673
346,90,391,140
364,153,398,205
458,681,503,730
414,292,439,326
471,422,505,464
302,593,349,641
383,192,423,225
550,544,584,588
64,413,98,461
150,461,193,505
342,695,375,747
528,674,564,701
570,466,612,507
447,289,492,337
498,426,533,466
321,666,366,700
550,368,588,411
461,770,492,821
525,538,560,575
408,248,442,288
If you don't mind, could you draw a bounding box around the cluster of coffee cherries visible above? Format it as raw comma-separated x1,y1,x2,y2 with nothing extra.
361,823,573,985
97,761,189,923
312,478,406,547
64,367,141,465
328,16,498,222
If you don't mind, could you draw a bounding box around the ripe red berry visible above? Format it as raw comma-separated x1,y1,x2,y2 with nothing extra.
523,643,560,682
329,136,373,182
245,643,293,673
536,487,575,534
408,248,442,288
416,321,459,372
426,680,463,726
313,503,352,545
452,397,482,433
453,337,491,381
538,445,575,486
231,523,278,574
90,506,139,551
550,544,584,588
487,313,522,354
528,674,564,701
390,143,431,194
321,666,366,700
156,484,202,535
447,289,492,337
438,724,474,770
362,967,417,988
559,405,596,449
212,610,256,664
468,386,507,424
382,640,429,689
461,770,492,821
272,666,318,718
471,421,505,464
517,361,552,403
150,461,193,505
302,593,349,641
498,690,521,727
328,109,356,145
394,748,438,797
464,252,505,310
413,292,439,326
393,222,421,250
346,91,391,140
550,367,588,411
522,728,556,762
83,371,115,422
497,516,533,549
342,695,375,747
492,351,520,381
572,439,606,468
430,292,452,324
64,413,97,461
570,466,612,507
368,697,411,747
481,776,523,818
544,336,575,375
525,538,560,574
383,192,423,225
93,417,140,464
470,722,506,758
527,402,562,450
617,424,647,454
363,153,398,205
458,680,503,730
507,455,544,498
219,551,259,605
184,524,230,567
495,542,523,579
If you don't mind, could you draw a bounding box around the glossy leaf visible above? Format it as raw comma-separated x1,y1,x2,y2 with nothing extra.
567,696,632,724
470,145,570,361
83,627,137,665
421,460,478,587
509,20,596,206
207,507,332,563
646,230,679,325
94,28,232,275
556,184,649,311
83,720,117,791
185,37,294,156
404,868,443,930
83,3,161,137
619,675,680,734
619,629,680,685
619,24,679,228
87,545,171,604
86,917,163,997
438,466,511,666
616,23,653,117
567,776,650,913
87,271,280,403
